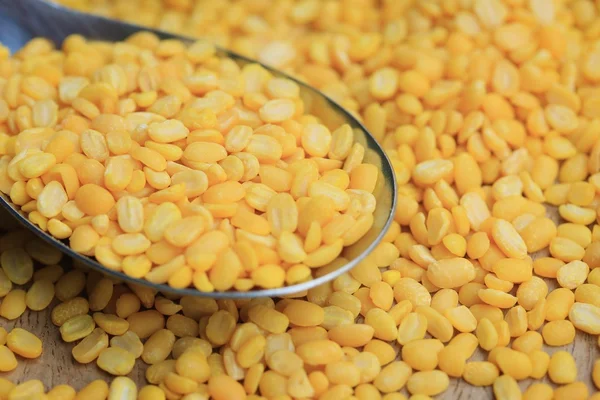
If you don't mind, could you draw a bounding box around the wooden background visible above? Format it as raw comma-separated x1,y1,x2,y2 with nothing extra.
3,296,598,398
2,207,599,398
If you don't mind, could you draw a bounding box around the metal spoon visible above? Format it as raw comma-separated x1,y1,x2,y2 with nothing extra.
0,0,397,299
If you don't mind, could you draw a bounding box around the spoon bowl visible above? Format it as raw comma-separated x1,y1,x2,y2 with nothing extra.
0,0,396,299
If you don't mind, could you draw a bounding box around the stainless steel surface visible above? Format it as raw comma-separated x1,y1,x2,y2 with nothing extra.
0,0,397,299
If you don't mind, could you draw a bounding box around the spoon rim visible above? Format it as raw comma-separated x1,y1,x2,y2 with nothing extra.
0,0,397,299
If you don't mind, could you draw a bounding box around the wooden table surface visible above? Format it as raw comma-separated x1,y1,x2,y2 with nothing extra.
2,209,599,398
3,290,598,399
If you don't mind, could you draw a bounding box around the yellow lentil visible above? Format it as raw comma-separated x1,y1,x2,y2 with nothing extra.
6,328,42,359
406,370,449,396
97,347,136,376
401,339,443,371
374,361,412,393
494,348,532,380
72,328,108,364
0,289,26,320
8,379,45,400
492,375,521,400
529,351,550,380
25,279,54,311
46,385,76,400
51,297,89,327
108,377,137,400
126,310,165,339
546,288,575,321
75,380,109,400
542,320,576,346
548,351,577,384
463,362,499,387
0,345,17,372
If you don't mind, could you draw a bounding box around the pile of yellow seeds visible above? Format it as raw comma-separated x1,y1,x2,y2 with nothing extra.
0,32,379,292
2,0,600,398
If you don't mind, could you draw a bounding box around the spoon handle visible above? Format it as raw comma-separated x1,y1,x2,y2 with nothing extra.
0,0,174,51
